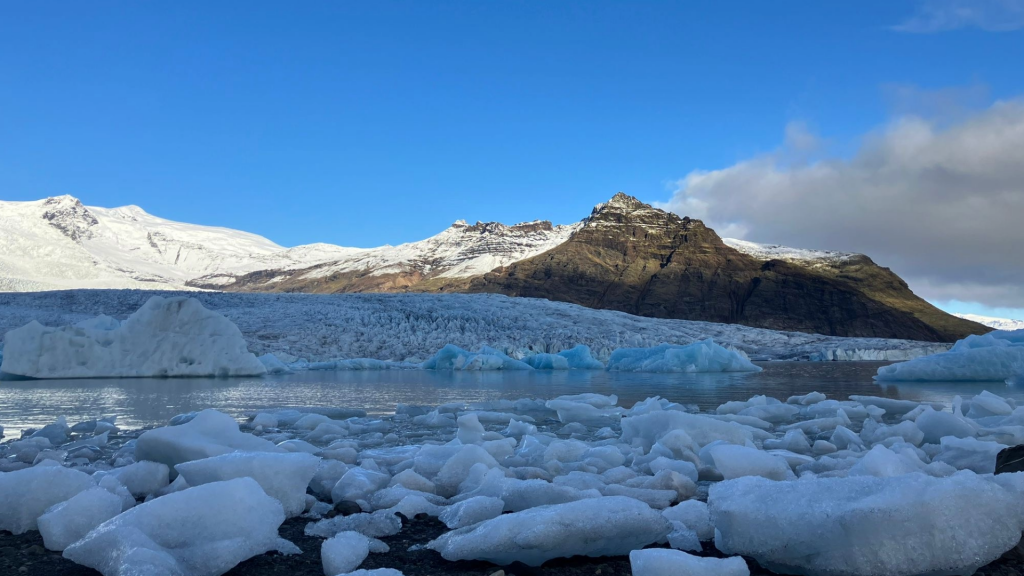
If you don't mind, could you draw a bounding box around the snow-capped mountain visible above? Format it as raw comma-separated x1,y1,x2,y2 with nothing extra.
722,238,855,267
953,313,1024,332
0,195,575,292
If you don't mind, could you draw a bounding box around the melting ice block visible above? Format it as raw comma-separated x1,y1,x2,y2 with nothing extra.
135,409,283,469
38,487,123,551
0,464,94,534
876,330,1024,382
322,531,371,576
710,472,1024,576
426,496,671,566
175,451,320,517
63,477,298,576
0,296,267,379
630,549,749,576
606,340,761,373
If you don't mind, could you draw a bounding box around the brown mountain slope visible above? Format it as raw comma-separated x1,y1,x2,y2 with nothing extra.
461,193,987,342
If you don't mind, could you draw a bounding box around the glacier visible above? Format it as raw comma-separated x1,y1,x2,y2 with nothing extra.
0,290,950,371
876,329,1024,382
0,296,266,379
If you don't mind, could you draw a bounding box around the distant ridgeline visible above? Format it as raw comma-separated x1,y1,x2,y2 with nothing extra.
0,194,989,342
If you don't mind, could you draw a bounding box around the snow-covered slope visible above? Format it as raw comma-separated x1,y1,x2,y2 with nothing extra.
953,313,1024,332
0,196,576,292
723,238,856,266
0,290,950,363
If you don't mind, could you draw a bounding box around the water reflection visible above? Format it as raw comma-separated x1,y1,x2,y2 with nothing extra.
1,362,1019,435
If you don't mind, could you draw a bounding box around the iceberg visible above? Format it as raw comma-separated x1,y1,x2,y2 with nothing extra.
876,330,1024,382
0,296,266,379
426,496,670,566
710,472,1024,576
63,477,299,576
522,345,605,370
421,344,533,371
606,340,761,373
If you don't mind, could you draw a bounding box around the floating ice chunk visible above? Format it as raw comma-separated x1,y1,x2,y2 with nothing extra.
333,570,404,576
38,488,122,551
607,340,761,373
916,408,977,445
876,332,1024,382
175,452,320,517
440,496,505,529
108,461,170,498
710,472,1024,576
0,465,94,534
421,344,532,370
848,395,937,416
135,409,283,469
522,353,569,370
556,345,605,369
630,549,749,576
967,390,1014,418
64,478,298,576
0,296,267,379
933,436,1006,474
322,531,371,576
708,444,795,481
546,396,624,426
621,410,753,450
258,353,293,374
787,391,826,405
30,416,71,444
427,496,671,567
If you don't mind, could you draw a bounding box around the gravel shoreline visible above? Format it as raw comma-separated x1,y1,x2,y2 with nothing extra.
4,514,1024,576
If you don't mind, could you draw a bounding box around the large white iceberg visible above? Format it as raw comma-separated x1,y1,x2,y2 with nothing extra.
426,496,670,566
0,296,266,379
136,409,283,469
710,472,1024,576
606,340,761,373
876,330,1024,382
63,477,298,576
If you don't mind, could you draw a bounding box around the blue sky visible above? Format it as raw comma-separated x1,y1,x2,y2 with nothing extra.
1,1,1022,317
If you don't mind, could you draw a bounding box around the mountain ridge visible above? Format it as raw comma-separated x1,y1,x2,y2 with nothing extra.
0,193,988,342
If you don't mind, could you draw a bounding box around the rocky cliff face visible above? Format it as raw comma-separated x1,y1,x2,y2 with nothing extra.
462,193,986,342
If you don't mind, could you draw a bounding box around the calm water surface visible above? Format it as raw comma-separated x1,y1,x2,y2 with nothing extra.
1,362,1020,435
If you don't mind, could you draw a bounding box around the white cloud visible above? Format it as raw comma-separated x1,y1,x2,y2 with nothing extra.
894,0,1024,32
659,99,1024,309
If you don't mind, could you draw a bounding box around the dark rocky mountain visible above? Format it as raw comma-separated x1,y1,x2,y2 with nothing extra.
460,193,987,342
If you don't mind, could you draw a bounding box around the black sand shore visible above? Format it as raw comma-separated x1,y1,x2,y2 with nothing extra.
4,514,1024,576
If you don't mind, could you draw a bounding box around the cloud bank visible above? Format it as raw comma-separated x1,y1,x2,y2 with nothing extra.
658,99,1024,309
894,0,1024,33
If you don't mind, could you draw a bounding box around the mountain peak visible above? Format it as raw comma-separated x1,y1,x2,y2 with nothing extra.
40,195,98,242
